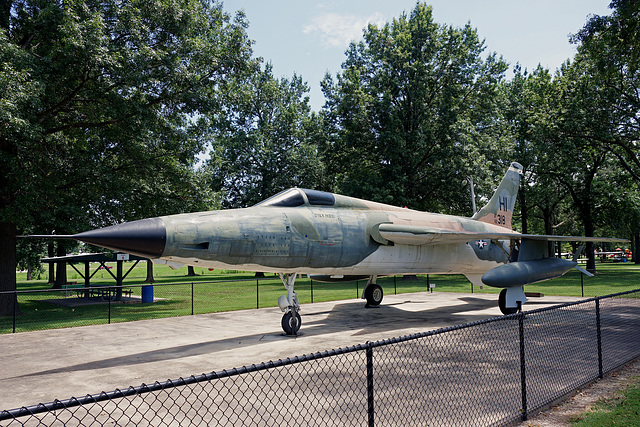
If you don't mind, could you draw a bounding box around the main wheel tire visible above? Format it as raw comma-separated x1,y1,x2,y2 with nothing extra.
281,311,302,335
364,284,383,306
499,289,518,315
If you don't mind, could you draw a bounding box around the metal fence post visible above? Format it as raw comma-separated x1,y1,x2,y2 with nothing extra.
108,287,112,324
256,279,259,309
596,298,603,379
581,273,584,298
519,312,527,421
311,279,314,304
394,275,397,295
192,282,195,316
12,291,17,333
366,341,375,427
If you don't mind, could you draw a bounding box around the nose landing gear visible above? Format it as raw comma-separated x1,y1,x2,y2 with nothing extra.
278,273,301,335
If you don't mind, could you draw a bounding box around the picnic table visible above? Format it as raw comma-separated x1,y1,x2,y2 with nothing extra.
63,283,133,300
43,252,148,302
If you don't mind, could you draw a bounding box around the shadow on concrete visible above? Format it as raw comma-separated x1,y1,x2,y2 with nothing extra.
9,294,507,379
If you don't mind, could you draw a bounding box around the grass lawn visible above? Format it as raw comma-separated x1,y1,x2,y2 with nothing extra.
571,381,640,426
2,261,639,334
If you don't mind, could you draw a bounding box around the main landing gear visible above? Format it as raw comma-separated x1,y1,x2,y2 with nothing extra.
276,274,385,334
278,273,301,335
363,275,383,307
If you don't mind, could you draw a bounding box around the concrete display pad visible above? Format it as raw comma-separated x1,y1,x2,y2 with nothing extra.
0,291,581,411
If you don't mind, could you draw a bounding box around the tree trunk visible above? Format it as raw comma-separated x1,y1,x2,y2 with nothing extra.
634,229,640,264
186,265,197,276
53,243,66,289
0,222,20,317
518,186,528,234
542,206,555,258
144,260,155,283
584,217,597,273
47,242,55,284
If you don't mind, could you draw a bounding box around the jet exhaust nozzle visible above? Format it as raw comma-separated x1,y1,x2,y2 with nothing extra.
74,217,167,258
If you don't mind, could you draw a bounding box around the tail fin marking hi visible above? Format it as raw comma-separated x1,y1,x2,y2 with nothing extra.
471,162,523,230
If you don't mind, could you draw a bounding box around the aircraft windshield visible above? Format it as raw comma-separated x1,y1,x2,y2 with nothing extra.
256,189,305,207
255,188,336,207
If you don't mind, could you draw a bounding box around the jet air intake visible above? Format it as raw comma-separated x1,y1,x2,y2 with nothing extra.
74,217,167,258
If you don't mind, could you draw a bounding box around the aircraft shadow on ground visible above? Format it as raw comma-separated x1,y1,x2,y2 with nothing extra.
303,296,499,336
11,295,509,380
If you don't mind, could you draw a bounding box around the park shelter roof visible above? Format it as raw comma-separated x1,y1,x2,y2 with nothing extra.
40,252,149,263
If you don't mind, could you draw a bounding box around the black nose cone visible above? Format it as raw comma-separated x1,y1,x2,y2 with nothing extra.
74,217,166,258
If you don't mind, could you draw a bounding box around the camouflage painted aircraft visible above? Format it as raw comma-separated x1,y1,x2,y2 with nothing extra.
44,162,626,335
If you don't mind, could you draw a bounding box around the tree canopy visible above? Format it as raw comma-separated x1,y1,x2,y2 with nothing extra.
571,0,640,182
321,3,508,213
206,62,325,208
1,0,252,230
0,0,253,309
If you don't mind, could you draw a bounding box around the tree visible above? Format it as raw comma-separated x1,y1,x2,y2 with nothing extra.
571,0,640,181
16,238,46,281
569,0,640,262
498,66,549,234
207,62,325,208
0,0,252,314
321,2,508,213
496,58,632,269
538,58,627,272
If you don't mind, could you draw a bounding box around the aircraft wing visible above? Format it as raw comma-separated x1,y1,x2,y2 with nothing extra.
377,224,519,245
377,224,628,246
517,235,628,243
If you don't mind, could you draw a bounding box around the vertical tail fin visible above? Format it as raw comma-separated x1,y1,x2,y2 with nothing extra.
472,162,523,229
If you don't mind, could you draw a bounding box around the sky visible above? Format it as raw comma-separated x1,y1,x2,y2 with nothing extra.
221,1,613,111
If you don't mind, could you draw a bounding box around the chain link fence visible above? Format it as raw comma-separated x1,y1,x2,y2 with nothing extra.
2,289,639,426
3,267,639,334
0,276,378,333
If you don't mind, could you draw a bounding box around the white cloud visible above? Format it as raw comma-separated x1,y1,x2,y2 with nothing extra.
303,12,386,48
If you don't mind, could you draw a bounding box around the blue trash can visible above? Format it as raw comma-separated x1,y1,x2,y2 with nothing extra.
142,285,154,303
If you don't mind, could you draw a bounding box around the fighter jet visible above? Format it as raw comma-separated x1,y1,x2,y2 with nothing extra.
40,162,626,335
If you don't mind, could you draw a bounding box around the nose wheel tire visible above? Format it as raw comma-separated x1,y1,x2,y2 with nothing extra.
364,284,383,306
282,311,302,335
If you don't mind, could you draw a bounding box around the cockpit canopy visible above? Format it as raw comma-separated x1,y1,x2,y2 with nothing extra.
255,188,335,208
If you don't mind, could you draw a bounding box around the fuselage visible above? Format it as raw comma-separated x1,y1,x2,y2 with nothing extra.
49,163,624,333
65,163,565,330
155,188,513,277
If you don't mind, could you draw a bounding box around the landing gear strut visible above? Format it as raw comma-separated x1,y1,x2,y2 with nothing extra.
362,275,383,307
277,273,301,335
